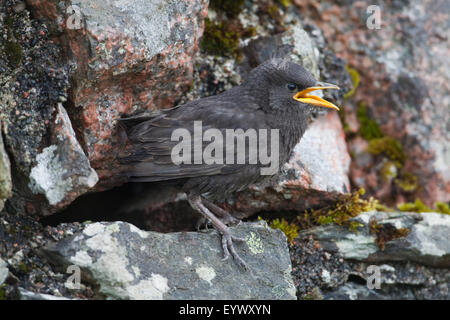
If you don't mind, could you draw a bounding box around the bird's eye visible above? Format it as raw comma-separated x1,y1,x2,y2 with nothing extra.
287,83,297,91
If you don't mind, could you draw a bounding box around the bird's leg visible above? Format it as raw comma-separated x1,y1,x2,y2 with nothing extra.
188,195,248,270
202,199,241,227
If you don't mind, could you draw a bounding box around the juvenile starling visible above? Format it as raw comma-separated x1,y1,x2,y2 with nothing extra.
119,58,339,269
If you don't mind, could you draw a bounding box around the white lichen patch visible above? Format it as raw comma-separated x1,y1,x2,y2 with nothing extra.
74,222,135,299
83,223,106,237
321,269,331,284
28,145,73,205
283,266,297,299
196,266,216,285
184,256,193,265
245,231,264,254
126,273,169,300
128,223,149,238
413,212,450,257
71,251,93,266
132,266,141,278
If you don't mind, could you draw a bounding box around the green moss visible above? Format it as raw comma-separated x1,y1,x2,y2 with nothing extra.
297,188,378,230
275,0,291,8
379,161,398,183
2,16,22,68
209,0,245,18
356,102,383,141
241,26,257,38
394,172,418,192
18,261,28,273
367,137,406,164
398,199,450,215
369,218,410,250
267,5,280,20
301,287,323,300
343,66,360,99
348,221,364,232
397,199,433,212
200,18,242,58
261,217,299,244
0,285,5,300
435,202,450,215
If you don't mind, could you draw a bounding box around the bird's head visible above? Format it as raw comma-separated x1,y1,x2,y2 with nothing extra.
247,58,340,113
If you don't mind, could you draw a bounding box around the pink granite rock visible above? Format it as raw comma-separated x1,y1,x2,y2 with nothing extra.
298,0,450,206
27,0,209,189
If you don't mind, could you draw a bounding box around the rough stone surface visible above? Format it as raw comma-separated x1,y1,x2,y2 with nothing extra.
28,104,98,211
19,287,71,300
291,212,450,299
0,126,12,211
41,221,296,300
300,211,450,268
27,0,209,189
290,235,350,299
323,260,450,300
298,0,450,206
0,257,8,285
1,1,98,216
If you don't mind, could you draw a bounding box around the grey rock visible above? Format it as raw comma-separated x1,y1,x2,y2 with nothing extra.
290,235,351,298
322,282,416,300
300,211,450,267
0,125,12,211
0,258,8,285
323,261,450,300
41,221,296,300
19,287,70,300
28,104,98,209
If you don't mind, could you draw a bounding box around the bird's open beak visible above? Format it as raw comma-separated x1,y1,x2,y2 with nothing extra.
293,82,340,110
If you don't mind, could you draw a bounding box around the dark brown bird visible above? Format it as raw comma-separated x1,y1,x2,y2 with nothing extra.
119,58,339,269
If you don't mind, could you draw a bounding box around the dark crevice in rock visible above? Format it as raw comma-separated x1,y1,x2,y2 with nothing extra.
40,182,200,233
347,274,367,285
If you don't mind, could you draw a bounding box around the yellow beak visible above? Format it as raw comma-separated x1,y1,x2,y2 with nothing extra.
293,82,340,110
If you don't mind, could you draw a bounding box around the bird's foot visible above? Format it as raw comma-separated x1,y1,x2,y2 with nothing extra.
202,199,241,227
188,196,248,271
221,232,248,270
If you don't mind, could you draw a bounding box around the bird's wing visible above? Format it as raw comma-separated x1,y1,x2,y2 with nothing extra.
119,93,268,182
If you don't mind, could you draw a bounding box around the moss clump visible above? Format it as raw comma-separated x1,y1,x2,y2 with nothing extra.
266,5,280,20
343,66,360,99
297,188,378,230
369,218,410,250
356,102,383,141
275,0,291,8
367,137,406,164
2,16,23,68
209,0,245,18
301,287,323,300
394,172,418,192
397,199,450,215
0,285,5,300
201,18,240,58
261,217,299,244
379,161,398,183
435,202,450,215
397,199,432,212
201,18,255,59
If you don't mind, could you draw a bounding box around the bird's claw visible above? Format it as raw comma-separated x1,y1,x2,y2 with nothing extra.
220,232,248,271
